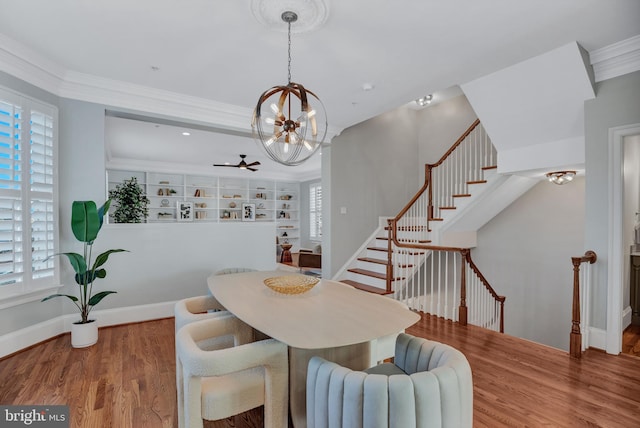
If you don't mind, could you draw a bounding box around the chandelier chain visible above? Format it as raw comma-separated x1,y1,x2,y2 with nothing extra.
287,20,292,84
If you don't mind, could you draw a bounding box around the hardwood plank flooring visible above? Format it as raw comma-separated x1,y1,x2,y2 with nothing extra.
622,324,640,356
1,314,640,427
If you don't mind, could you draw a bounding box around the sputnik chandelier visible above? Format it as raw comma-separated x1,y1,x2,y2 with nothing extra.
252,11,327,166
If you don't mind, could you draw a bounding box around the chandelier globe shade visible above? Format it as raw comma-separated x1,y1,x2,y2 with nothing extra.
251,11,328,166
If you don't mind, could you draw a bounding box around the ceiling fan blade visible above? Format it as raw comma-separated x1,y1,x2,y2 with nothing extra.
247,167,259,172
213,164,237,167
246,161,261,167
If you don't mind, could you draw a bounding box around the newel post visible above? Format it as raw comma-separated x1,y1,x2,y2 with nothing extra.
386,219,394,294
459,249,469,326
426,164,434,221
570,250,597,359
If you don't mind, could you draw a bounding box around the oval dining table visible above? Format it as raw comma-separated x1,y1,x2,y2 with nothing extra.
207,270,420,427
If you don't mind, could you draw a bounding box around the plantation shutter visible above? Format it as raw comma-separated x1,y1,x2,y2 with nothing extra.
0,87,57,292
309,183,322,240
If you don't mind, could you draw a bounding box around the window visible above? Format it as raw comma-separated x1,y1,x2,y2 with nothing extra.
309,182,322,240
0,87,58,303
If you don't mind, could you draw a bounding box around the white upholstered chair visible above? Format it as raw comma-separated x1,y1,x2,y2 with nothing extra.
174,295,227,333
306,333,473,428
214,267,256,275
176,315,289,428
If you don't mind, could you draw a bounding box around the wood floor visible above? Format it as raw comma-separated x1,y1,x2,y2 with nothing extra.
1,314,640,427
622,324,640,357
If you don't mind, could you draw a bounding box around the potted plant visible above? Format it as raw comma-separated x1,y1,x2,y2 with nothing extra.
42,200,127,348
108,177,150,223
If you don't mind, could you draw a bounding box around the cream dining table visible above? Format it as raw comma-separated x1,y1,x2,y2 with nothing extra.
207,270,420,428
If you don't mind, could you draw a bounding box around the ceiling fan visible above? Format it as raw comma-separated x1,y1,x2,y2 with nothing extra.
213,154,261,172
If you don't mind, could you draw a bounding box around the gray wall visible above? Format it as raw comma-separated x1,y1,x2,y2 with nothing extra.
585,70,640,329
329,106,419,276
472,178,585,350
0,74,276,335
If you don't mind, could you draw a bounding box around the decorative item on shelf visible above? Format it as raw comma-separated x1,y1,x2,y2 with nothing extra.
158,188,164,196
243,203,256,222
257,203,265,209
109,177,150,223
279,211,286,218
194,202,207,208
194,189,201,197
41,200,127,348
282,232,288,237
178,201,193,222
251,10,327,166
256,192,266,199
159,180,170,185
230,211,239,219
195,211,207,220
229,201,237,208
222,210,230,219
233,194,242,198
160,198,170,207
263,275,319,295
256,213,267,219
280,194,292,200
169,188,177,195
158,212,173,219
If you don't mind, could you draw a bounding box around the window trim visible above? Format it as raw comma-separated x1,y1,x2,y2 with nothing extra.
309,181,322,241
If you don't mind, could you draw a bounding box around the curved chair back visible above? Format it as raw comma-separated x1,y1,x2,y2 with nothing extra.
215,267,256,275
176,316,288,428
174,295,228,332
307,333,473,428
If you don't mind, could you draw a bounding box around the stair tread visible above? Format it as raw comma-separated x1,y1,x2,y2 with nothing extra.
358,257,387,265
341,280,393,295
482,165,497,170
452,194,472,198
440,206,456,210
467,180,487,185
348,268,404,281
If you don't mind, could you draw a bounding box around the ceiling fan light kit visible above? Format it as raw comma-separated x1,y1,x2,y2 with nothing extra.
252,10,328,166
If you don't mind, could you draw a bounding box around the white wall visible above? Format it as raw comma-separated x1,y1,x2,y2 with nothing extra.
472,177,585,351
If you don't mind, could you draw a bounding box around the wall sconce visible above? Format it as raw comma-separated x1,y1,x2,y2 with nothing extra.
546,170,576,185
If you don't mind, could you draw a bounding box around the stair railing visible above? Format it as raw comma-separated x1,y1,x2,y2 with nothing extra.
427,119,496,222
570,250,597,358
385,119,503,332
386,224,505,333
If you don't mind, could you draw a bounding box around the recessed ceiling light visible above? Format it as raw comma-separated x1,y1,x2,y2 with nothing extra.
362,83,375,91
182,131,191,136
150,66,160,71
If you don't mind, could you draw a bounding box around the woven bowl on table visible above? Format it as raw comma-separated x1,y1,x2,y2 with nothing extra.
263,275,319,295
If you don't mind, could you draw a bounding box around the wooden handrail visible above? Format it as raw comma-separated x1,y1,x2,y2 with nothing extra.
431,118,481,168
570,250,597,359
388,223,505,332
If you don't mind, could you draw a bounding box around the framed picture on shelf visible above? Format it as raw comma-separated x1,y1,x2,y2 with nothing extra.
177,201,193,222
242,203,255,222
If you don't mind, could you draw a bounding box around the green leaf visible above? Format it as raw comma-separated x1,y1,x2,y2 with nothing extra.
71,201,100,243
57,252,87,276
93,249,127,271
97,199,111,231
88,290,117,306
41,293,79,303
94,269,106,279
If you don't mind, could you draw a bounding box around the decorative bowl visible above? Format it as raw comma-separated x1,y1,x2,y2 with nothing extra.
264,275,319,295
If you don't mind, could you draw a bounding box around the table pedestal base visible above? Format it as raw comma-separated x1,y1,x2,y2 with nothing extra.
288,342,372,428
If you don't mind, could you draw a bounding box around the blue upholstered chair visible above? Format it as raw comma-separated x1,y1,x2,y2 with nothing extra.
306,333,473,428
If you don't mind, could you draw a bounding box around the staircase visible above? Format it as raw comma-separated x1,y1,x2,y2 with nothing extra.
333,120,536,332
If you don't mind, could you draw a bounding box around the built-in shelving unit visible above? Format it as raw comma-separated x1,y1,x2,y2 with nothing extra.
106,169,300,250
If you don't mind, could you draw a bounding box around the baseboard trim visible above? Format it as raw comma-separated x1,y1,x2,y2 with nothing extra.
587,326,607,351
0,301,176,358
623,306,632,330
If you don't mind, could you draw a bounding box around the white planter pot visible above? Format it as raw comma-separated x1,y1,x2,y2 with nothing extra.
71,320,98,348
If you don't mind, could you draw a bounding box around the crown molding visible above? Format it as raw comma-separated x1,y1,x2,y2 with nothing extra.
590,34,640,82
0,33,342,139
